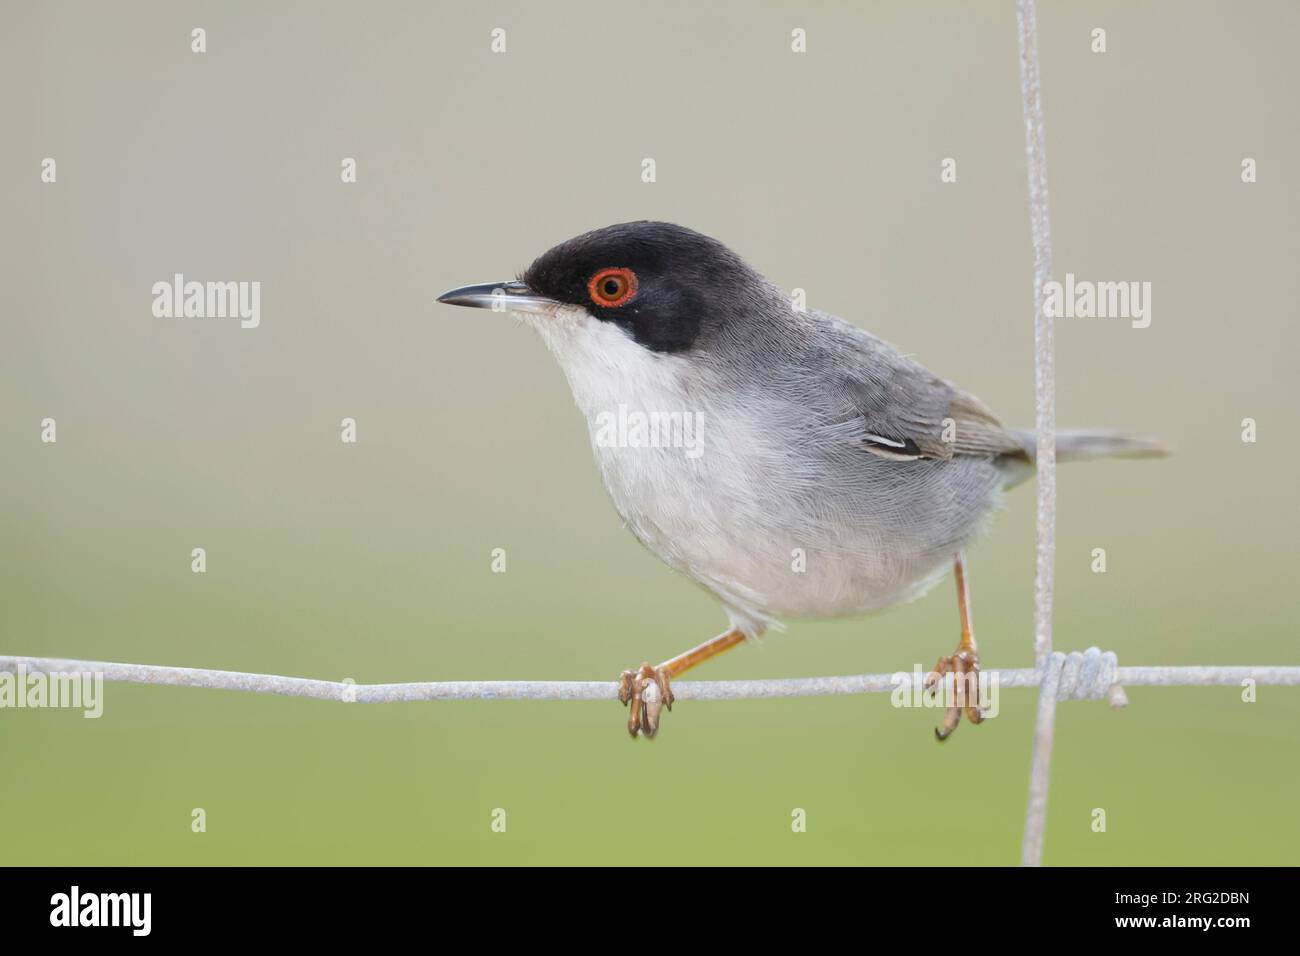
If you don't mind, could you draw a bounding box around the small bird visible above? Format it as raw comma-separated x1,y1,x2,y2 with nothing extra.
438,221,1162,739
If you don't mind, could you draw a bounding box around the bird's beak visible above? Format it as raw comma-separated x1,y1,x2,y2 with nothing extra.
436,280,558,315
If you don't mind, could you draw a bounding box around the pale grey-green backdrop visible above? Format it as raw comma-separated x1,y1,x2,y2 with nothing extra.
1,0,1296,864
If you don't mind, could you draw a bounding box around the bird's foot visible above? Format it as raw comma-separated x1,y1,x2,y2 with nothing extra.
618,663,675,739
924,646,984,741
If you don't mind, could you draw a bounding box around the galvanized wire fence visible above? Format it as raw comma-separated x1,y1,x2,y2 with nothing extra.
4,654,1298,705
3,1,1295,865
1018,0,1062,868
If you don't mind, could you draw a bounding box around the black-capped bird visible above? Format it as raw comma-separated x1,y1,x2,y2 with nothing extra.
439,221,1162,739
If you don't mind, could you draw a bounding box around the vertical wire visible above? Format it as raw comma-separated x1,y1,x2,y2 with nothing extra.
1018,0,1056,670
1017,0,1060,867
1022,652,1064,865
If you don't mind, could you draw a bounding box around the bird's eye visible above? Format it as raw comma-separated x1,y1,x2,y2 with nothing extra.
588,267,637,308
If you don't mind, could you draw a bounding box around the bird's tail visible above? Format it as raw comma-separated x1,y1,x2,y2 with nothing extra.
1001,428,1167,486
1016,428,1168,462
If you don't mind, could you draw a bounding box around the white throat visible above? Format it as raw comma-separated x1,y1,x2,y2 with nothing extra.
520,305,701,425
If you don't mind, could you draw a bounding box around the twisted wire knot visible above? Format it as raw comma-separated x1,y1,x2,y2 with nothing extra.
1047,646,1128,708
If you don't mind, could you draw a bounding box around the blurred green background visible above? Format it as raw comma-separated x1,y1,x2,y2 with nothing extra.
2,0,1297,865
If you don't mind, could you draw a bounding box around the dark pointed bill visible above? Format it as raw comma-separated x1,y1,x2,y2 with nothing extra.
436,280,557,314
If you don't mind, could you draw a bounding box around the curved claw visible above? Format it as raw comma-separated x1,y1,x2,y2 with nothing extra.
927,648,983,742
618,663,674,739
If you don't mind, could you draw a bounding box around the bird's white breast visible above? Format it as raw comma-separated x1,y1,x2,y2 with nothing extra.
524,307,962,634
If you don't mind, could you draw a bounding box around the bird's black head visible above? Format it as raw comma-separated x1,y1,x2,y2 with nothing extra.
520,221,755,353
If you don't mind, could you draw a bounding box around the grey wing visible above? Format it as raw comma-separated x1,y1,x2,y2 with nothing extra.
804,314,1026,463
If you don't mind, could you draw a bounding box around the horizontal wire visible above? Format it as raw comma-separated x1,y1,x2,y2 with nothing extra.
2,656,1297,703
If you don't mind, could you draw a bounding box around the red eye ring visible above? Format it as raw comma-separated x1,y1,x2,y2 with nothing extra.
588,267,638,308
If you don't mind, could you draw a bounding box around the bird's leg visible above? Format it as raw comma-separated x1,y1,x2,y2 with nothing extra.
618,628,747,739
924,551,984,741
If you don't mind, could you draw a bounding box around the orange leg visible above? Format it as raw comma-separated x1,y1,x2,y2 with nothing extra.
924,551,984,741
618,629,747,739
